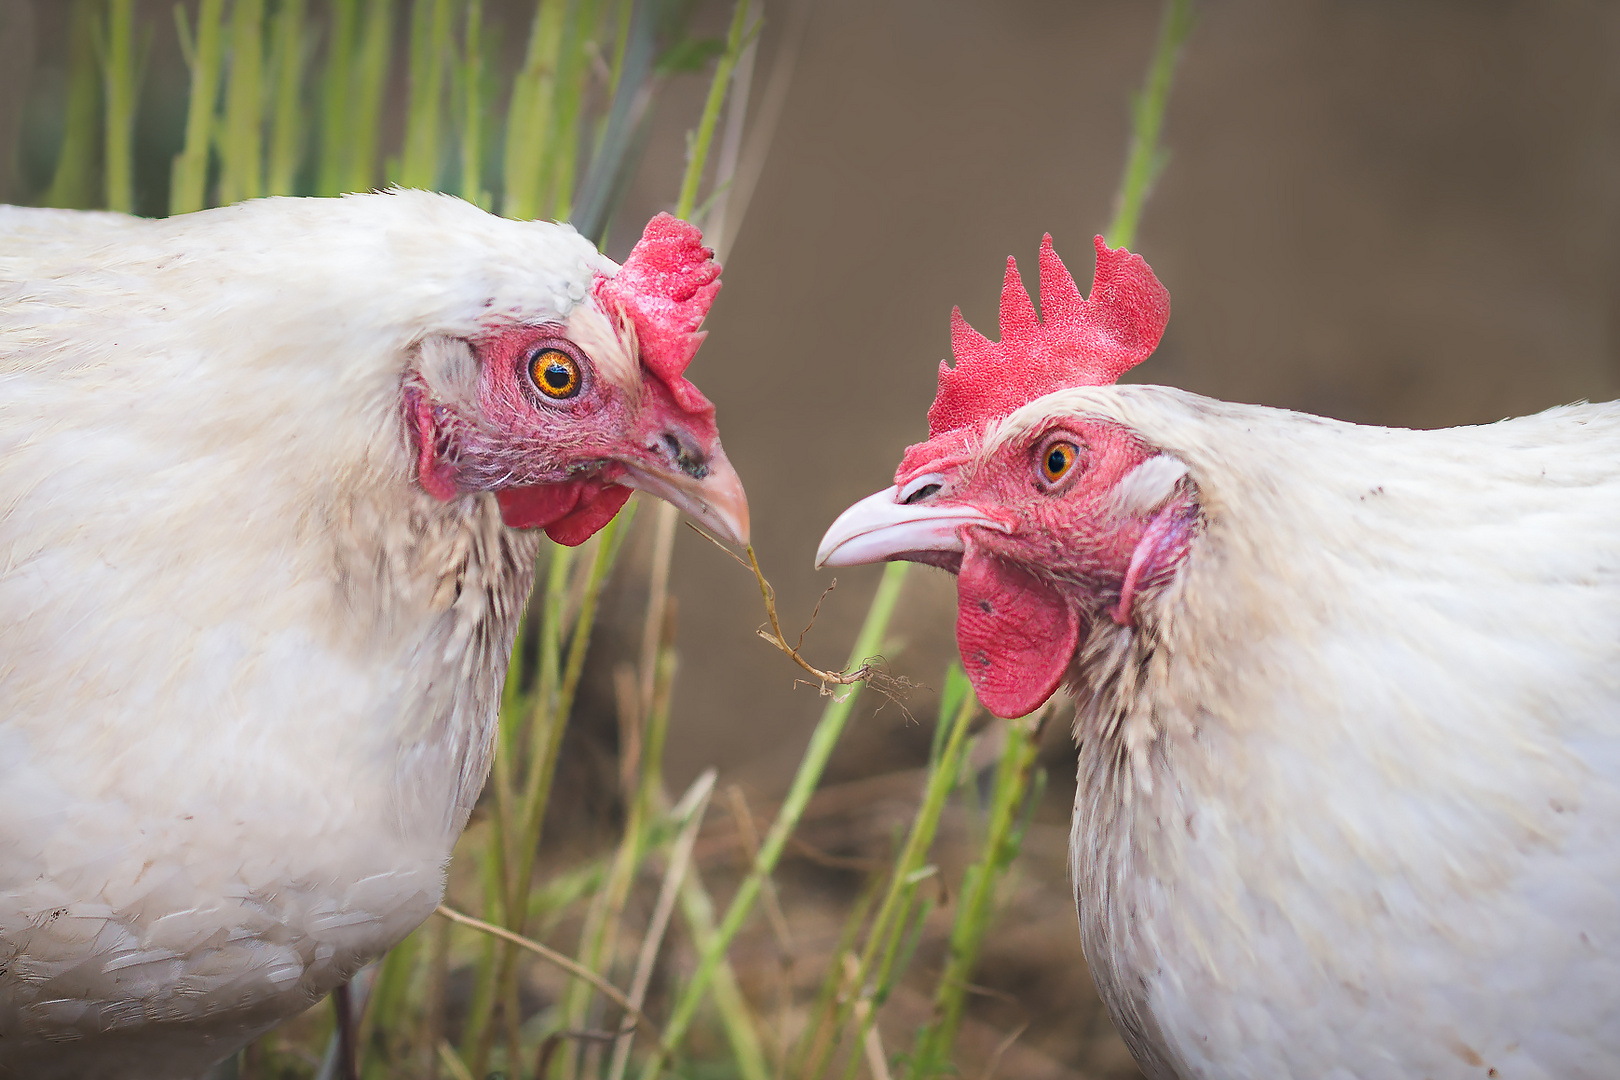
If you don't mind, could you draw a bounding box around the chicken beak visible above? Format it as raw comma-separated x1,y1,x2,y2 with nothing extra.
621,443,751,548
816,485,1006,569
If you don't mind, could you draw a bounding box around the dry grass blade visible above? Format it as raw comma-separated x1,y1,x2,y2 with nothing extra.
977,1022,1030,1080
606,769,718,1080
433,905,662,1047
537,1029,622,1080
437,1040,477,1080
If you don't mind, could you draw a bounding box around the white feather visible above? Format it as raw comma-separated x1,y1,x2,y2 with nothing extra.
0,192,619,1076
1018,384,1620,1080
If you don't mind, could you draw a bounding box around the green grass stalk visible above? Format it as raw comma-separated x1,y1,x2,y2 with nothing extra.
1105,0,1195,250
794,866,886,1080
265,0,307,197
316,0,360,195
674,0,751,221
401,0,453,189
100,0,137,213
639,561,912,1080
555,630,676,1080
46,0,102,211
502,0,567,220
456,0,487,205
544,0,599,221
606,770,719,1080
219,0,266,204
344,0,395,193
905,712,1045,1078
170,0,227,214
356,921,424,1075
468,508,637,1076
673,867,771,1080
813,681,978,1080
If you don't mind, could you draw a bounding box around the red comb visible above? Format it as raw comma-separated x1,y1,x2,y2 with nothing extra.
593,212,721,413
924,235,1169,437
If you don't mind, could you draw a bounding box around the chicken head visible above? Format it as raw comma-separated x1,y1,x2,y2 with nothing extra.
406,212,748,547
817,235,1189,717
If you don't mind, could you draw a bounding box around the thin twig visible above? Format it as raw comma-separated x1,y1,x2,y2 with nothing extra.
434,905,662,1047
977,1023,1030,1080
684,524,871,689
725,785,795,955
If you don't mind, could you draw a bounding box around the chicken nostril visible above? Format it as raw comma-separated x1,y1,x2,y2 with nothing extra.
902,483,941,505
655,431,710,480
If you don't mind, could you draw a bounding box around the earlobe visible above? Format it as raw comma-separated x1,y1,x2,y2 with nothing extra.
1110,498,1199,626
405,383,459,501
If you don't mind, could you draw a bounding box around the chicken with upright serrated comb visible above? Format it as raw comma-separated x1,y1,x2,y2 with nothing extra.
819,235,1620,1079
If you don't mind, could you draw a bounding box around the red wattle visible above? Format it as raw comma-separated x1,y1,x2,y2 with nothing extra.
955,541,1079,719
494,481,632,545
545,485,632,546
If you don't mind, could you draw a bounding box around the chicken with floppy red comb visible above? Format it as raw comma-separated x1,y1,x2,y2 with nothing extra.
0,192,744,1078
819,236,1620,1077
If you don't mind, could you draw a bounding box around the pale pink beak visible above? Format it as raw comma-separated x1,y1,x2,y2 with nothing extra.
622,444,750,547
816,480,1006,568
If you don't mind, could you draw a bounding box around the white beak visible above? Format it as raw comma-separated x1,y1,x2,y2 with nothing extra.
815,484,1006,568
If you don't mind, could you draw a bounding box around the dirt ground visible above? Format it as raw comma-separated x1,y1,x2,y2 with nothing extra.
8,1,1620,1076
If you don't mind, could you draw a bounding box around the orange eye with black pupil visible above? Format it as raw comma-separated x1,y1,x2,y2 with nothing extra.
531,349,581,399
1041,441,1078,483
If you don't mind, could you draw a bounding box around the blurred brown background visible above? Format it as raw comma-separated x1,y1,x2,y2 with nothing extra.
7,1,1620,1075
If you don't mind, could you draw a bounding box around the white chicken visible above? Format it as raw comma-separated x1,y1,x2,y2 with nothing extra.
818,235,1620,1078
0,191,748,1078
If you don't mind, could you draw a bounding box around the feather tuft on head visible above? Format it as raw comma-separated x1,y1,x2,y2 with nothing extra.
593,212,722,414
925,235,1169,438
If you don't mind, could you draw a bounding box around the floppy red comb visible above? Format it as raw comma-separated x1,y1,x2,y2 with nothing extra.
593,212,721,413
925,235,1169,438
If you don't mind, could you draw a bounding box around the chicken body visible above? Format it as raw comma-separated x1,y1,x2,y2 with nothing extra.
0,193,745,1077
819,237,1620,1078
1059,386,1620,1079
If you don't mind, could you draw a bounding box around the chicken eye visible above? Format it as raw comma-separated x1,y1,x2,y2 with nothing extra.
1040,441,1078,484
530,348,581,399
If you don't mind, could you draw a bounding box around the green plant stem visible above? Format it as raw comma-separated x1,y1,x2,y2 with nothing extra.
266,0,307,196
502,0,567,220
906,715,1044,1078
673,0,751,221
345,0,395,193
401,0,453,189
467,511,635,1077
457,0,487,205
639,561,911,1080
545,0,598,221
316,0,359,195
1106,0,1195,250
101,0,136,212
814,686,977,1080
556,639,674,1080
219,0,266,204
170,0,226,213
672,867,770,1080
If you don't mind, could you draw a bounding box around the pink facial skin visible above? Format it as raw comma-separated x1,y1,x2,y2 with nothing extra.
405,212,747,549
404,321,729,547
893,419,1196,718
